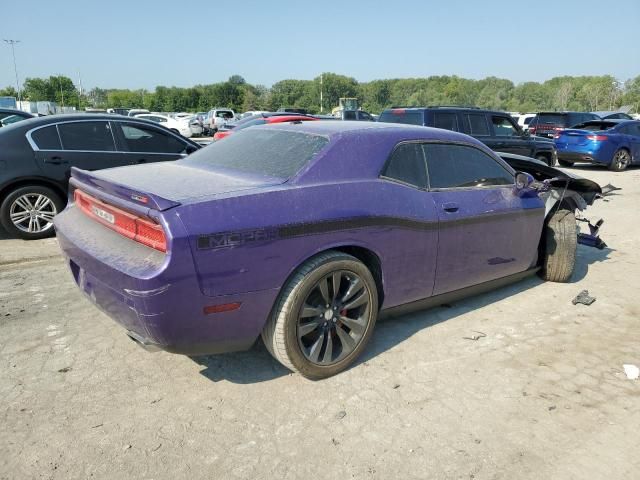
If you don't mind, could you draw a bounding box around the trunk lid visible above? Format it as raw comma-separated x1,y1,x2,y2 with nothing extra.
70,162,284,211
555,128,592,147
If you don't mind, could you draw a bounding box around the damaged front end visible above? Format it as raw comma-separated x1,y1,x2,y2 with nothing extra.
500,153,610,250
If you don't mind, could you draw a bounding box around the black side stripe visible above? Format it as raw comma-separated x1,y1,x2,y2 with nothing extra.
197,208,543,250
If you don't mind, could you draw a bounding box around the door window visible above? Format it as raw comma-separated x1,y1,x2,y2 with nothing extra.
31,126,61,150
433,112,459,131
382,143,428,188
117,123,187,153
491,116,520,136
58,121,115,151
464,114,490,136
424,143,513,189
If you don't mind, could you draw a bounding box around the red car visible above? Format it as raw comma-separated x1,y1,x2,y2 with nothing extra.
213,114,318,140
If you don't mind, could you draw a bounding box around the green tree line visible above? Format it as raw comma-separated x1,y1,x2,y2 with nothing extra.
2,73,639,114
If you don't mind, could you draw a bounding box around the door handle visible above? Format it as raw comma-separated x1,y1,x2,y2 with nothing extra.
442,202,459,213
43,156,68,165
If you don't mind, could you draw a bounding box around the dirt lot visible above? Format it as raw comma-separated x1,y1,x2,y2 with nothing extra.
1,166,639,480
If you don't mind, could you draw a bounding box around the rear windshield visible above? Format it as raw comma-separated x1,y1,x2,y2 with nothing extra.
572,121,616,131
533,114,566,125
182,129,329,179
379,110,424,126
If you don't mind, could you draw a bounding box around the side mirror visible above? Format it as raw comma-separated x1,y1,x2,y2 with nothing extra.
515,172,535,191
521,129,531,138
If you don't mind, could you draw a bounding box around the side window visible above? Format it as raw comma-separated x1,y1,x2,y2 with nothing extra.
424,143,513,189
382,143,428,189
58,121,115,151
465,114,490,136
117,123,186,154
30,126,61,150
359,112,373,121
433,112,458,131
491,116,519,136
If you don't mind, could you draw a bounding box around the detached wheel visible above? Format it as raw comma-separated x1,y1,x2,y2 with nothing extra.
609,149,631,172
540,208,577,283
0,186,64,239
262,251,378,379
558,159,574,167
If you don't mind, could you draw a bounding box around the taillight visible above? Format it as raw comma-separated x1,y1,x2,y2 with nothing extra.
553,132,561,139
586,135,608,141
529,126,536,134
74,189,167,252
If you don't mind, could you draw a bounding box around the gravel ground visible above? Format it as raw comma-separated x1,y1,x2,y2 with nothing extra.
1,166,639,480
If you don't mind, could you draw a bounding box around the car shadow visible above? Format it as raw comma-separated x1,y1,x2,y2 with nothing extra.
571,244,613,283
191,243,612,384
190,275,544,384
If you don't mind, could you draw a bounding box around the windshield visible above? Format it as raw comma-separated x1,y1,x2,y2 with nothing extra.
182,128,329,179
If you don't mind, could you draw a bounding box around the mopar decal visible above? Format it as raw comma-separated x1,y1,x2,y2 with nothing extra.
197,228,279,250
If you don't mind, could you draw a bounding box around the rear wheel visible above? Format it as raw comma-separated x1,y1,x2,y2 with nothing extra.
540,208,577,283
262,251,378,379
0,185,64,239
536,154,554,167
558,159,574,167
609,149,631,172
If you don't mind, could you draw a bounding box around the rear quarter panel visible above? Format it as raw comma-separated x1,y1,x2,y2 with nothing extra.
175,179,440,309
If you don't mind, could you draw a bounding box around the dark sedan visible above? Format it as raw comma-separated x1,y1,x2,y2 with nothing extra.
54,122,603,378
0,108,34,127
0,114,200,239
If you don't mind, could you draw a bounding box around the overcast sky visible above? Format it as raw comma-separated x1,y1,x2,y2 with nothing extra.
1,0,638,91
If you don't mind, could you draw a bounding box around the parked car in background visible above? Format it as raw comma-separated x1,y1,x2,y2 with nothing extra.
338,110,375,121
107,108,131,116
213,114,318,140
54,121,602,378
278,107,309,115
554,119,640,171
378,106,557,165
127,109,150,117
0,114,200,239
135,114,194,138
0,108,34,127
206,109,236,133
516,113,536,131
593,111,634,120
240,111,270,119
528,111,600,138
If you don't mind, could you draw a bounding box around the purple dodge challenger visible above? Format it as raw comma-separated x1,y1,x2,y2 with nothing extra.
54,122,603,378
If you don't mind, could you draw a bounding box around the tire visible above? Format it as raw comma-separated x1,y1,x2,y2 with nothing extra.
558,159,574,167
609,148,631,172
535,154,553,166
262,251,379,379
540,208,577,283
0,185,64,240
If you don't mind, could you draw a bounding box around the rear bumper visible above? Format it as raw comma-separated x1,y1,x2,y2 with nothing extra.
557,151,609,165
55,207,278,356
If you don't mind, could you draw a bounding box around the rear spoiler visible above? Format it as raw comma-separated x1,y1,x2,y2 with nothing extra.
69,167,181,212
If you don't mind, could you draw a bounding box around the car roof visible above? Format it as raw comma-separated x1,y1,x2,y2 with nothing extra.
0,108,32,115
381,106,510,115
266,119,482,143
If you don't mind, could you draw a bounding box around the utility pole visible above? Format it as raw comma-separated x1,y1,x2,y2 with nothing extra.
3,39,21,106
320,74,323,113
